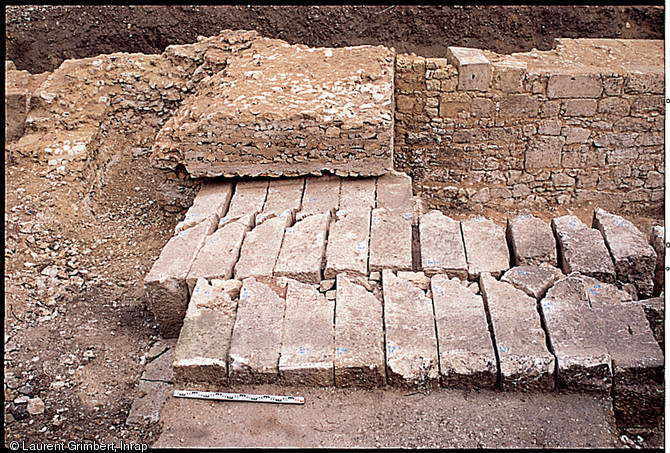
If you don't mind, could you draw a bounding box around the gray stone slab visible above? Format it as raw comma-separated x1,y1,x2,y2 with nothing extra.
334,274,386,388
173,278,238,385
186,220,250,294
501,265,564,300
279,280,334,386
298,174,340,221
174,181,234,234
274,212,330,284
649,225,664,296
637,297,664,350
540,275,612,392
228,277,286,384
551,215,615,283
419,210,468,279
257,177,304,225
339,177,376,212
382,270,439,388
142,343,176,383
431,274,497,389
225,179,268,221
592,208,657,297
145,217,219,338
480,273,555,391
234,215,291,280
324,209,371,279
126,380,173,426
461,217,511,279
506,214,558,267
369,208,413,273
375,171,415,223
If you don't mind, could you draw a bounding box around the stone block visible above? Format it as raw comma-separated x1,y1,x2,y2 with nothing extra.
480,273,555,391
461,217,510,279
649,225,664,296
546,73,603,99
501,265,564,300
141,341,176,383
592,207,657,297
222,180,268,223
637,297,664,351
228,277,286,384
439,92,471,116
234,215,291,280
279,280,334,386
145,217,218,338
298,174,340,220
334,275,386,387
375,171,415,223
506,214,557,267
369,208,413,272
562,99,597,117
492,60,526,93
256,177,304,225
446,47,491,92
173,278,239,385
274,212,330,284
125,380,173,426
324,209,371,279
551,215,616,283
382,270,439,388
338,177,376,212
431,275,496,389
525,135,565,171
419,210,467,278
174,181,234,234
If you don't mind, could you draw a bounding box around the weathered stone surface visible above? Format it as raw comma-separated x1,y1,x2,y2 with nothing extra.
461,217,510,279
338,177,376,212
369,208,413,272
224,179,268,221
397,271,431,291
174,181,234,234
334,274,386,387
256,177,304,225
592,207,656,297
186,220,249,293
126,380,173,426
649,225,664,296
145,217,218,338
501,265,564,300
506,214,557,267
546,73,603,99
480,273,554,391
234,215,291,280
5,69,49,142
274,212,330,284
376,171,414,223
228,277,286,384
324,209,371,279
173,278,238,385
551,215,615,284
492,59,526,93
431,275,496,389
447,46,491,91
637,297,664,350
540,275,612,392
419,210,468,279
279,280,334,386
298,174,340,220
382,270,439,388
141,341,176,383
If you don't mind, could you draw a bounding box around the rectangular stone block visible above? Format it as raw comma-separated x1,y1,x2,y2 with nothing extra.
506,214,558,267
234,215,291,280
297,174,340,220
551,215,616,284
369,208,413,272
375,171,414,222
382,270,439,388
501,265,564,300
256,177,304,225
279,280,334,386
174,181,234,234
339,177,376,212
480,273,555,391
334,275,386,387
461,217,510,279
228,277,286,384
274,212,330,284
637,297,664,350
492,60,526,93
592,207,657,297
446,46,491,91
144,217,218,338
225,180,268,220
324,209,371,279
546,73,603,99
431,275,496,389
525,135,565,171
419,210,467,279
173,278,239,385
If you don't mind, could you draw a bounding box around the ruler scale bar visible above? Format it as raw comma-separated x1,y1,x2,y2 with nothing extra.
173,389,305,405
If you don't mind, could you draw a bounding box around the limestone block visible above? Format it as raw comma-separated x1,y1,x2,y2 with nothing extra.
369,208,413,272
461,217,510,279
274,212,330,284
506,214,557,267
174,181,234,234
649,225,664,296
546,73,603,99
431,275,496,389
325,209,371,279
419,210,467,279
492,60,526,93
637,297,664,350
125,380,173,426
234,215,291,280
501,265,564,300
223,180,268,221
256,178,304,225
525,135,565,171
375,171,415,223
447,47,491,92
338,177,376,212
298,174,340,220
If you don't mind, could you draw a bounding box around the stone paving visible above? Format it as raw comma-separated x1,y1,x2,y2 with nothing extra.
145,172,663,427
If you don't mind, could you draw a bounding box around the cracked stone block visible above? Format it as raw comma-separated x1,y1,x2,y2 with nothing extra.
540,275,612,392
419,210,468,279
501,265,564,300
256,178,304,225
144,217,218,338
274,212,330,284
173,278,238,385
223,180,268,222
446,46,491,91
279,280,334,386
461,217,510,279
298,174,341,220
126,380,172,426
369,208,413,273
325,209,371,279
551,215,615,284
592,207,657,297
141,342,176,383
339,177,376,212
376,171,415,223
234,215,291,280
334,274,386,388
431,275,496,389
382,270,439,388
480,273,555,391
649,225,664,296
637,297,664,351
174,181,234,234
228,277,286,384
506,214,557,267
